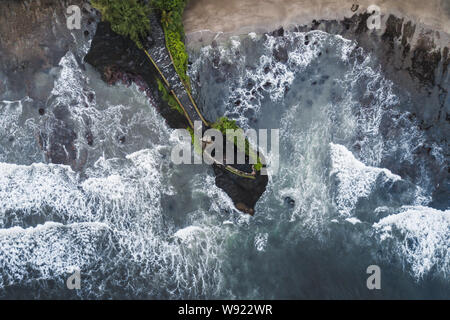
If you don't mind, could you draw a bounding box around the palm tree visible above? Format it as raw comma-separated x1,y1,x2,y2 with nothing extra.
161,10,173,28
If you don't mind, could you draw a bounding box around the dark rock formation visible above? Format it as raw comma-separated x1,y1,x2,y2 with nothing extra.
85,22,189,129
214,165,267,215
298,13,449,91
273,46,289,63
85,22,268,214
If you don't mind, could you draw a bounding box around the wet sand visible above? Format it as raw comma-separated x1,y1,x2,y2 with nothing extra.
183,0,450,45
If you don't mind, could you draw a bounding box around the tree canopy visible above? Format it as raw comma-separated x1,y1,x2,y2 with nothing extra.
91,0,151,48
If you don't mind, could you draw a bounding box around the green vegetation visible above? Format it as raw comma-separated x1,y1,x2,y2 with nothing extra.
212,117,263,172
165,29,190,87
91,1,261,172
254,158,263,171
153,0,190,87
90,0,190,87
91,0,192,119
156,78,184,114
160,10,174,28
212,116,240,133
91,0,151,49
152,0,186,36
187,127,202,155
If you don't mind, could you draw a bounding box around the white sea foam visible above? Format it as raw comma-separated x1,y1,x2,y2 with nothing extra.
374,206,450,280
0,50,229,298
0,221,111,288
189,30,346,128
51,52,85,106
174,226,204,242
0,162,88,227
254,233,268,252
1,25,447,298
329,143,401,216
0,96,42,164
248,32,258,40
0,146,227,297
190,30,447,289
81,174,126,201
345,217,362,225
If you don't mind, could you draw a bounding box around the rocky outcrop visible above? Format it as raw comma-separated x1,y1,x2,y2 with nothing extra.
84,22,189,129
85,22,268,214
1,1,445,212
213,165,267,215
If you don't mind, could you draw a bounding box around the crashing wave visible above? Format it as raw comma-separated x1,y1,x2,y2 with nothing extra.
331,143,402,216
0,221,112,289
374,206,450,280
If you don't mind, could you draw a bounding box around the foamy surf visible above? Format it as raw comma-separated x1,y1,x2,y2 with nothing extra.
0,22,447,298
374,206,450,280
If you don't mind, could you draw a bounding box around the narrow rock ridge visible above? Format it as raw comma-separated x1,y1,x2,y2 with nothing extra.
84,20,268,214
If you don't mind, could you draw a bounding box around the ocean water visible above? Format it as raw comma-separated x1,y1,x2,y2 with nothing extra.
0,29,448,299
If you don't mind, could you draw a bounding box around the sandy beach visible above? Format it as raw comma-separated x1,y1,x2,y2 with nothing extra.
183,0,450,44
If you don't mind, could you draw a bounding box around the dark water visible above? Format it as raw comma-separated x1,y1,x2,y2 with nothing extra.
0,29,448,299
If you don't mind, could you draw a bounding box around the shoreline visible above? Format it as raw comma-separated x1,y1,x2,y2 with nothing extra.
183,0,450,48
181,0,449,149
